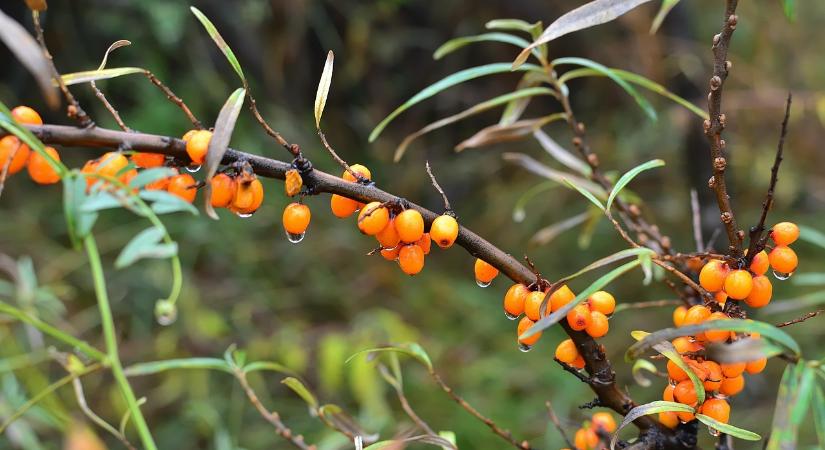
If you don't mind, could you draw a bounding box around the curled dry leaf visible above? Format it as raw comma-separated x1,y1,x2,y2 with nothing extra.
284,169,302,197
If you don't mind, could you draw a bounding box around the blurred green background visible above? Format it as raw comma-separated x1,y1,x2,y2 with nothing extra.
1,0,824,449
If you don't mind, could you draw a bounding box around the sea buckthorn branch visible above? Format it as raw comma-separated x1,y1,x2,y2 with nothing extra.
17,123,685,442
703,0,742,257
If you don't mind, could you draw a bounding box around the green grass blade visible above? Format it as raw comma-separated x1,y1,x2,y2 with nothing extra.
606,159,665,211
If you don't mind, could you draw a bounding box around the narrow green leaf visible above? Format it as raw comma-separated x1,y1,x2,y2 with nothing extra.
242,361,298,377
648,334,705,405
813,385,825,447
609,401,693,450
124,358,231,376
203,87,246,220
485,19,541,35
314,50,334,129
129,167,177,190
560,247,654,283
530,212,589,246
434,33,531,60
554,57,657,120
346,343,433,371
695,415,761,441
369,63,543,142
81,191,133,213
499,72,551,125
790,365,816,427
115,227,177,268
792,272,825,286
190,7,245,82
60,67,145,86
455,114,567,151
0,9,58,107
282,377,319,410
365,435,455,450
799,225,825,250
394,87,556,161
650,0,681,33
140,187,199,215
631,359,658,387
606,159,665,211
563,177,605,211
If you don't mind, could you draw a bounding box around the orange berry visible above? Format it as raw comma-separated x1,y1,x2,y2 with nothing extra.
704,312,730,343
416,233,431,255
672,337,702,354
517,317,541,346
395,209,424,243
474,258,499,284
676,410,696,423
587,291,615,315
667,359,689,382
430,214,459,248
566,303,592,331
585,310,609,338
185,130,212,165
574,428,598,450
330,194,359,218
504,284,529,318
119,168,138,187
744,275,772,308
745,357,767,374
96,152,129,178
771,222,799,246
714,291,728,307
376,217,401,248
769,245,798,275
555,339,580,364
673,380,698,405
663,384,675,402
524,290,545,321
380,246,401,261
342,164,371,182
145,168,176,191
398,244,425,275
167,173,197,203
719,375,744,396
749,250,770,276
232,178,264,215
700,398,730,424
702,361,723,391
570,355,586,369
11,106,43,125
210,173,236,208
27,146,60,184
683,305,711,326
591,412,616,433
659,411,679,429
550,285,576,312
357,202,390,235
283,202,311,235
131,152,165,168
673,306,687,327
699,260,729,292
181,129,198,142
0,136,31,175
720,362,746,378
724,269,753,300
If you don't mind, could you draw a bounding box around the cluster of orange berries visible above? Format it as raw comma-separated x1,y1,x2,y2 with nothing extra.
562,412,616,450
0,106,61,185
325,163,460,275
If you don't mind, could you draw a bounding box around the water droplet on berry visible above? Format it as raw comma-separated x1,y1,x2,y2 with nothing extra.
236,211,254,218
286,231,305,243
518,343,532,352
773,270,792,280
504,311,519,321
476,279,491,288
185,164,201,173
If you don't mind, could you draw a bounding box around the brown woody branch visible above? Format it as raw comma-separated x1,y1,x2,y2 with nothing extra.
776,310,824,328
703,0,742,257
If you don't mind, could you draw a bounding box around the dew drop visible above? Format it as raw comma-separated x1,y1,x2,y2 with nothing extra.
186,164,201,173
518,343,533,352
772,270,793,280
157,312,177,326
504,311,519,321
236,211,254,218
286,231,305,243
154,300,177,326
476,279,491,288
708,426,721,437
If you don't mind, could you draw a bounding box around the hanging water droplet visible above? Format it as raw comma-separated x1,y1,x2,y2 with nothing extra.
476,279,491,288
186,164,201,173
513,208,526,223
157,312,177,326
518,343,532,352
708,426,721,437
286,231,305,243
504,311,519,321
154,300,177,326
772,270,793,280
236,211,254,218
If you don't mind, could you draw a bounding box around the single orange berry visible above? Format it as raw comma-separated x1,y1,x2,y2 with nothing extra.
330,194,359,218
503,284,529,318
474,258,499,284
667,359,689,382
430,214,459,248
699,260,729,292
524,290,545,321
744,275,772,308
771,222,799,246
342,164,371,182
749,250,770,276
702,361,723,391
119,168,138,188
720,362,746,378
398,244,425,275
676,410,696,423
210,173,236,208
554,339,580,364
185,130,212,165
167,173,197,203
587,291,615,315
715,291,728,307
132,152,165,168
11,106,43,125
283,203,311,235
146,168,176,191
395,209,424,243
719,375,744,396
590,412,617,433
357,202,390,235
585,310,609,338
416,233,431,255
549,285,575,312
181,129,198,142
724,269,753,300
517,316,541,346
0,136,31,175
673,380,698,405
683,305,711,326
769,245,798,275
673,306,688,327
376,217,401,248
705,311,730,343
663,384,675,402
27,146,60,184
96,152,129,178
566,303,592,331
232,178,264,215
574,427,599,450
570,355,586,369
745,357,767,374
700,398,730,424
659,411,679,429
672,336,702,354
380,246,401,261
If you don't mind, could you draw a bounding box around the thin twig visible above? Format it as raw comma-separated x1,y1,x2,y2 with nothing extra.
690,189,704,252
653,259,712,301
776,310,824,328
318,130,367,183
247,92,291,149
554,358,591,384
143,71,203,130
425,160,451,212
545,400,574,449
91,83,131,132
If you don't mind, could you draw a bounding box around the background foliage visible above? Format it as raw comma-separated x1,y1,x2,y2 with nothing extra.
1,0,824,448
